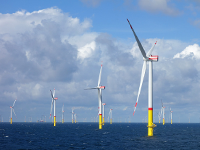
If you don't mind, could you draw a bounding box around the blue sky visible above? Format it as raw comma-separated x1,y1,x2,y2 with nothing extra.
0,0,200,123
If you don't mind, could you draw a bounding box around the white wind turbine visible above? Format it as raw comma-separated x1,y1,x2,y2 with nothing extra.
50,88,58,126
109,109,113,124
161,100,165,125
170,108,173,124
72,107,74,123
102,103,106,125
62,104,64,123
127,19,158,136
10,100,16,124
85,64,105,129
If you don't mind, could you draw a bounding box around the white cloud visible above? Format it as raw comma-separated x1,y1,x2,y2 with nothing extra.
1,7,200,123
78,41,96,60
138,0,180,16
173,44,200,59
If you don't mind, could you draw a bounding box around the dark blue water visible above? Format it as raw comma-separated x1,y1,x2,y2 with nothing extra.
0,122,200,149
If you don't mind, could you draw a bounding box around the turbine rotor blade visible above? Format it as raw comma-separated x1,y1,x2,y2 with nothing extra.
127,19,147,58
147,41,157,57
98,65,103,86
13,108,16,117
50,90,54,118
50,90,54,99
53,88,55,97
133,61,147,116
84,87,99,90
12,100,16,107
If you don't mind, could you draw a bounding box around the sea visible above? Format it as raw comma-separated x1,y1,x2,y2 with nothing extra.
0,122,200,150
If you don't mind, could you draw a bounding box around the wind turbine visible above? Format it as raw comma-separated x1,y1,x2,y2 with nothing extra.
109,109,113,124
127,19,158,136
157,112,161,123
10,100,16,124
85,64,105,129
62,104,64,123
72,108,74,123
74,113,77,123
50,88,58,126
170,108,173,124
102,103,106,125
161,100,165,125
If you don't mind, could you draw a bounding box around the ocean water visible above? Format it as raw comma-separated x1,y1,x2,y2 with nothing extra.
0,122,200,149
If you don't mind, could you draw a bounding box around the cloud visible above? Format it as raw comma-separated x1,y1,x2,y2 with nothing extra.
173,44,200,59
1,7,200,123
138,0,180,16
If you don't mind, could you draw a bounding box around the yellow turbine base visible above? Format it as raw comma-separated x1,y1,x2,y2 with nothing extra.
54,116,56,126
62,119,64,123
99,115,102,129
110,119,112,124
163,118,165,125
159,120,160,123
10,118,12,124
103,117,105,125
148,109,156,136
75,120,76,123
72,120,74,123
171,119,172,124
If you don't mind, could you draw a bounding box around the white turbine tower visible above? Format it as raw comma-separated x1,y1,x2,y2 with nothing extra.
85,64,105,129
50,88,58,126
72,108,74,123
74,113,77,123
161,100,165,125
127,19,158,136
170,108,173,124
109,109,113,124
102,103,106,125
10,100,16,124
62,104,64,123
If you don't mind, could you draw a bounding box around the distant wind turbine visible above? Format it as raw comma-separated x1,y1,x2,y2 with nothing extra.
74,113,77,123
72,108,74,123
102,103,106,125
109,109,113,124
161,100,165,125
127,19,158,136
10,100,16,124
170,108,173,124
62,104,64,123
85,64,105,129
50,88,58,126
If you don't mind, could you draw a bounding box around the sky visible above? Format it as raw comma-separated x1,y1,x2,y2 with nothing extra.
0,0,200,123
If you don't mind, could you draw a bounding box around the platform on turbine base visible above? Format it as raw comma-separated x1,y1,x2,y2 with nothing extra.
147,124,157,128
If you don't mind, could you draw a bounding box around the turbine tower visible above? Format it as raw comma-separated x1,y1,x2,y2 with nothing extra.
50,88,58,126
161,100,165,125
157,112,161,123
74,113,77,123
10,100,16,124
109,109,113,124
62,104,64,123
127,19,158,136
85,64,105,129
102,103,106,125
170,108,173,124
72,108,74,123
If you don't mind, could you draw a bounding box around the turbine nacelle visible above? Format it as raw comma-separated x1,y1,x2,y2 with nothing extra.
148,55,158,62
99,86,105,89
